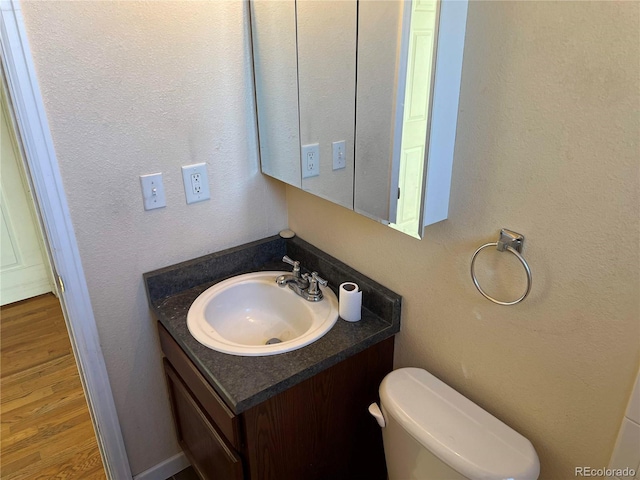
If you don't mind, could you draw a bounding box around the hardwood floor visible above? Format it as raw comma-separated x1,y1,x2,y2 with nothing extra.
1,293,106,479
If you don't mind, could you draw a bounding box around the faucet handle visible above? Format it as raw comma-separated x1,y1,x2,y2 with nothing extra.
282,255,301,276
311,272,328,287
307,272,328,296
282,255,299,268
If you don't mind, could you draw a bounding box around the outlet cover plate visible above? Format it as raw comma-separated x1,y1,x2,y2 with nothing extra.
182,163,210,204
140,173,166,210
302,144,320,179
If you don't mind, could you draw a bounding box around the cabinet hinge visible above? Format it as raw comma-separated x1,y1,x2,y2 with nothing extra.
57,275,65,293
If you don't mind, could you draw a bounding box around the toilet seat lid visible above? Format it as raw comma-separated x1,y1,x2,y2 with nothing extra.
380,368,540,480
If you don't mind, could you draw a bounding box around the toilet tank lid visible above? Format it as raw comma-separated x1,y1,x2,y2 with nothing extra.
380,368,540,480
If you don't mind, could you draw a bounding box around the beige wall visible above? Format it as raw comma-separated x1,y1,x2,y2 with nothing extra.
288,1,639,478
21,1,287,474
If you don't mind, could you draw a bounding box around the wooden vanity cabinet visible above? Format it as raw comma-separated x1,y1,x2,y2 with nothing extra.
164,361,244,479
158,323,394,480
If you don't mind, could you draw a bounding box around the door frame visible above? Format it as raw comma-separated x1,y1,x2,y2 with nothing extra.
0,1,132,478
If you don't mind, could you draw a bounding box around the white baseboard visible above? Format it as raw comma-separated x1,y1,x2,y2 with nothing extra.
133,452,190,480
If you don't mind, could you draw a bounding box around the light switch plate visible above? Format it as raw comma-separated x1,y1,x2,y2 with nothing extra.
332,140,346,170
181,163,210,204
302,144,320,178
139,173,166,210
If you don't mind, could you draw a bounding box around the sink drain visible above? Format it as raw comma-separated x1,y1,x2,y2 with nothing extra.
265,338,282,345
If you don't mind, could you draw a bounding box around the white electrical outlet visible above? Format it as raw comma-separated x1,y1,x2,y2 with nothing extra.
181,163,210,204
302,144,320,178
332,140,346,170
191,173,202,194
139,173,166,210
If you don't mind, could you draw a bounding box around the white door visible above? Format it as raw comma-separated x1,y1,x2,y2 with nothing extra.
391,0,438,237
0,86,53,305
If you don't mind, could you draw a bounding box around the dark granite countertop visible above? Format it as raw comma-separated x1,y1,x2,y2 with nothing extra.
144,235,401,414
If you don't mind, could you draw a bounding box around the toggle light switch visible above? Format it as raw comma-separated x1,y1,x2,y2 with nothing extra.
332,140,346,170
140,173,166,210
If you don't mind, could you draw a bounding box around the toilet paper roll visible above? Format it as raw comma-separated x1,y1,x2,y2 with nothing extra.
339,282,362,322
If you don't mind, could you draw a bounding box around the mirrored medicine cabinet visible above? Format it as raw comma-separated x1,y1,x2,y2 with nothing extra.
249,0,468,239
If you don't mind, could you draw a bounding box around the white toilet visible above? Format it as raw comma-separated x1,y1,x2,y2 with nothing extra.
369,368,540,480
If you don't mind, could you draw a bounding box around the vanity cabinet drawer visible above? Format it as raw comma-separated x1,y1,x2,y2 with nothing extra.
164,360,244,480
158,323,240,449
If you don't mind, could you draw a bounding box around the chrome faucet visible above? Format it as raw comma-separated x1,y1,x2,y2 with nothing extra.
276,256,308,293
276,256,328,302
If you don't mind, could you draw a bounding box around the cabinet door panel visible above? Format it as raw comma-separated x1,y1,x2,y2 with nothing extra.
158,323,240,449
164,360,243,480
242,337,394,480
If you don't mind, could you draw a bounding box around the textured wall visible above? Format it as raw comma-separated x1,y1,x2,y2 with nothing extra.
251,0,301,186
288,1,639,478
21,1,287,474
297,0,357,208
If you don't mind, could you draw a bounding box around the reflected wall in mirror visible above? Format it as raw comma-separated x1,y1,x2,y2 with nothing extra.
250,1,300,186
354,0,405,224
298,0,356,209
250,0,468,238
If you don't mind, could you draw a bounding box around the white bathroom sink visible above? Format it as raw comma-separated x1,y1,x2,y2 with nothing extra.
187,271,339,356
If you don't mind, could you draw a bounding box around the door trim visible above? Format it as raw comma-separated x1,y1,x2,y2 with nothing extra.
0,1,132,478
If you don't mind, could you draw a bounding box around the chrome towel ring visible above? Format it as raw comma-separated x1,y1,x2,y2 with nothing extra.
470,229,532,306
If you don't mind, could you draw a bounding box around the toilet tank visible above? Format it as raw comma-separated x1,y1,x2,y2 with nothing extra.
378,368,540,480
